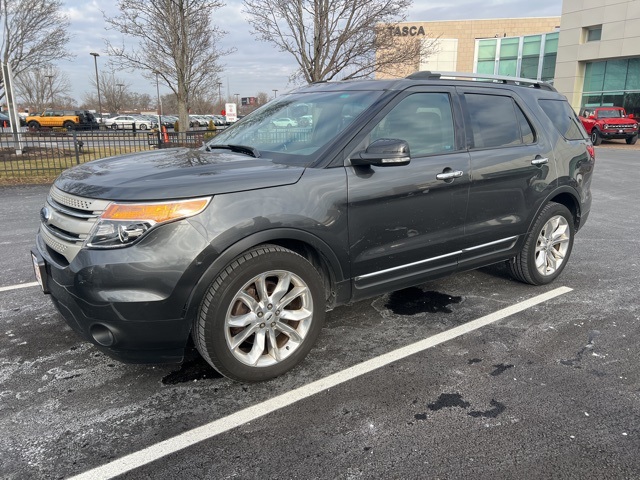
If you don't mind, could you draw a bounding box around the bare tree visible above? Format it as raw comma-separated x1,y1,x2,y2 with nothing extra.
84,71,132,115
0,0,72,100
243,0,437,84
15,66,71,113
190,93,217,114
104,0,232,131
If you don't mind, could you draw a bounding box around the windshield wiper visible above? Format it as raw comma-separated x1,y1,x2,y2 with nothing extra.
205,144,260,158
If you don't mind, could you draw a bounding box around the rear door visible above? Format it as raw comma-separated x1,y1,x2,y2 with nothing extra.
345,88,471,298
457,87,557,266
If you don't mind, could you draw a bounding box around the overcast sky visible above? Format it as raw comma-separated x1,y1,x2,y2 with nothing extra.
59,0,562,107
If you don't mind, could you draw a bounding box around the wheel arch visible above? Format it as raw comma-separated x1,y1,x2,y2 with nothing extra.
183,228,348,330
530,187,582,233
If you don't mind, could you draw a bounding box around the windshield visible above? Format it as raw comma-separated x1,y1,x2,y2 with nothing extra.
598,109,623,118
204,89,383,166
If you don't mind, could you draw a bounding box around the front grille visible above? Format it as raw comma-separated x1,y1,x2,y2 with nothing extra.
40,186,111,263
606,124,635,129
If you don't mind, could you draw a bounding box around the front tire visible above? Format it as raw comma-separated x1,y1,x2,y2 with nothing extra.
508,202,575,285
591,129,602,145
626,134,638,145
139,123,147,130
193,245,326,382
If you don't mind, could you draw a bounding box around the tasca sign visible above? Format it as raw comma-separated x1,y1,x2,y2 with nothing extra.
388,25,426,36
225,103,237,122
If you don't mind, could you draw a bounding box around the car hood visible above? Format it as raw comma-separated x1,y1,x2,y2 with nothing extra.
54,148,306,201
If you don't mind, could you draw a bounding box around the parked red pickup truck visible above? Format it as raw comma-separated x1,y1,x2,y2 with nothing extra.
579,106,638,145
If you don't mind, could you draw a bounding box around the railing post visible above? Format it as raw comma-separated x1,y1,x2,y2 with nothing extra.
72,130,81,165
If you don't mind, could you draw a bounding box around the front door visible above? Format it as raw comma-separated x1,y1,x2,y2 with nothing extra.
346,89,471,299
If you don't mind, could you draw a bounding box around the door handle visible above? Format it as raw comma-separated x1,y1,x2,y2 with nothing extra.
531,157,549,166
436,170,464,181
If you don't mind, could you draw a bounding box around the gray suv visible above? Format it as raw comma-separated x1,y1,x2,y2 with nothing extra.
31,72,595,382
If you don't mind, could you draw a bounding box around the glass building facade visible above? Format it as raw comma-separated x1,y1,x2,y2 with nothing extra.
581,59,640,117
475,32,558,82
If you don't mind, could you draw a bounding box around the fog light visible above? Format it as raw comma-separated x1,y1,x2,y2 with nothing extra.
90,324,115,347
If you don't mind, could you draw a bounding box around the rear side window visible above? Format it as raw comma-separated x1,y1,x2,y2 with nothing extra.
465,94,536,148
539,99,586,140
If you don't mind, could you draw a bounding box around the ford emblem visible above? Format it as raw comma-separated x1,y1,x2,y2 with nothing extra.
40,206,52,225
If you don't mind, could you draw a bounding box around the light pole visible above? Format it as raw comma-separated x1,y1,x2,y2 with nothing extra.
216,82,222,112
90,53,103,124
273,89,278,99
116,83,125,113
44,75,54,108
153,71,163,141
234,93,239,114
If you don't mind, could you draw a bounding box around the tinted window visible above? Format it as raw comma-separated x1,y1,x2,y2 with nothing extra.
369,93,456,156
465,94,532,148
539,99,586,140
515,106,535,144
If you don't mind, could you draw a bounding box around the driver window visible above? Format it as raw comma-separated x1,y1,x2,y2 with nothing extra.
370,93,455,156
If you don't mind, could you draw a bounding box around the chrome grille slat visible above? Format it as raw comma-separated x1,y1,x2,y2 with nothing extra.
48,196,98,219
40,187,111,263
42,223,83,243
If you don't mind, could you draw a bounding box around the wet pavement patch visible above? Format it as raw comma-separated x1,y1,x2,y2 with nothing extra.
560,330,601,368
427,393,471,411
468,358,482,365
468,399,506,418
385,288,462,315
490,363,514,376
162,357,223,385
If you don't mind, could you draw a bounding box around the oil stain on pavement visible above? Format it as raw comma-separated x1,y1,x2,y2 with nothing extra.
385,288,462,315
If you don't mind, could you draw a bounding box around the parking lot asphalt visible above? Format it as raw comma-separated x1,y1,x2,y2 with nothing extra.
1,145,639,479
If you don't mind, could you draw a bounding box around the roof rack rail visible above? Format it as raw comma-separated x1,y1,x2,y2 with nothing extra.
406,71,556,92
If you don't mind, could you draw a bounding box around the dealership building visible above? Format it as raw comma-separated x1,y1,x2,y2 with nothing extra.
379,0,640,115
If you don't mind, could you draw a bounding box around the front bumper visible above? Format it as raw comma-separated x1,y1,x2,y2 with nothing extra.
600,128,638,139
32,220,211,364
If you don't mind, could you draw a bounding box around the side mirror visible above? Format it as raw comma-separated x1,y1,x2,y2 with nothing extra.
589,115,596,120
351,138,411,167
629,113,635,119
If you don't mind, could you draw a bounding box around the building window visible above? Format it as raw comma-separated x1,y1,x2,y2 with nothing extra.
477,39,497,74
541,32,558,82
521,35,542,79
585,25,602,42
498,37,519,77
473,32,557,81
582,58,640,118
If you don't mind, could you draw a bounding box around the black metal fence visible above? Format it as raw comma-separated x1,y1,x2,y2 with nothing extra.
0,128,217,181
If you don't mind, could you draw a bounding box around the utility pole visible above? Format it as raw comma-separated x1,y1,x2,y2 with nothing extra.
90,53,103,123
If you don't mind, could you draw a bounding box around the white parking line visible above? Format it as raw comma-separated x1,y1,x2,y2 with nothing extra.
0,282,39,293
69,286,572,480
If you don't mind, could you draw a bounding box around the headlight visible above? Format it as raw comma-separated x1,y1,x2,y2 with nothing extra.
603,123,609,129
85,197,211,248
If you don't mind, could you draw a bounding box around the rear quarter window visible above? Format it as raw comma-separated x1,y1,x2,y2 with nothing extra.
464,93,536,149
539,99,587,140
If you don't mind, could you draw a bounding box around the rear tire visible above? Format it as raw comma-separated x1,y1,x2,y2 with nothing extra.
193,245,325,382
63,120,76,130
508,202,575,285
139,123,147,130
28,121,40,130
590,129,602,145
626,134,638,145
